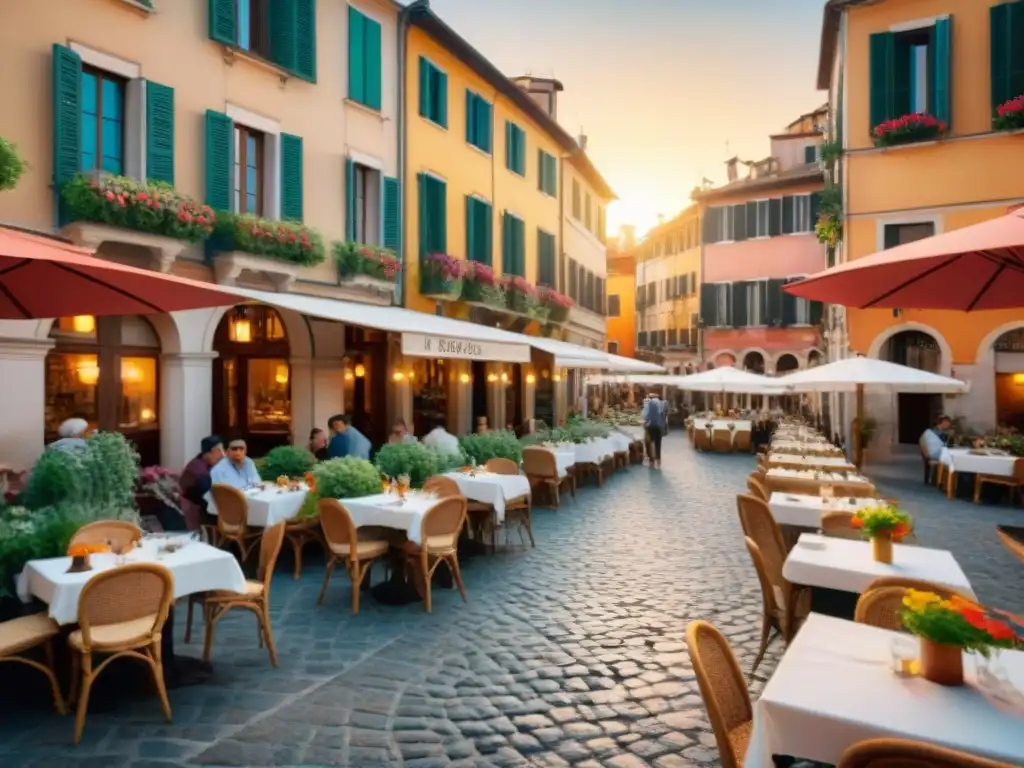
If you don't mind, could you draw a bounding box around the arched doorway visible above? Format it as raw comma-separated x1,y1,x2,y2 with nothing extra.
882,330,942,443
742,351,765,374
776,354,799,374
714,352,736,367
45,315,161,465
212,305,292,456
992,327,1024,431
808,350,823,367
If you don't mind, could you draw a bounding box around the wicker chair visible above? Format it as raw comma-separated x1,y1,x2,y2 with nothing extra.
485,457,533,548
974,457,1024,505
209,484,261,561
733,431,752,453
997,525,1024,565
745,476,769,502
522,446,574,508
423,475,462,498
837,737,1012,768
712,429,733,453
0,614,65,715
285,516,324,580
199,521,286,666
315,500,391,614
693,429,712,452
68,520,142,552
854,578,973,632
919,438,939,485
685,620,752,768
403,496,468,613
820,510,862,540
68,563,174,744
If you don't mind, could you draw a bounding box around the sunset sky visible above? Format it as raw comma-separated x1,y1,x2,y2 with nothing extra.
422,0,827,236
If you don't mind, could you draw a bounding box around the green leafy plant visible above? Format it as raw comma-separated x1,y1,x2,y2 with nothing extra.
375,442,441,488
0,137,28,191
212,211,326,265
459,430,523,465
820,140,842,167
0,503,91,597
61,173,214,241
334,242,401,282
259,445,316,481
310,456,379,500
901,590,1022,656
859,416,878,449
427,444,468,473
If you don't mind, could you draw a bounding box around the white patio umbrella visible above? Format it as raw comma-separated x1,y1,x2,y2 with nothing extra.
777,355,967,466
671,366,787,395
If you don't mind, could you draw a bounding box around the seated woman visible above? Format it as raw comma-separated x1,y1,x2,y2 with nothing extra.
308,428,329,461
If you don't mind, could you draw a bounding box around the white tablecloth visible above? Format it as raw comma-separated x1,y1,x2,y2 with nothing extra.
17,538,248,625
694,419,752,433
342,492,439,544
445,471,531,523
609,432,632,453
546,446,576,478
768,454,855,470
207,485,308,527
767,468,873,487
574,438,613,465
783,534,976,599
940,447,1017,477
744,613,1024,767
768,493,880,528
771,439,840,454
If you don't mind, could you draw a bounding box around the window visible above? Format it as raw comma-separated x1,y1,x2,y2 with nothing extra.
502,212,525,277
465,91,492,153
505,121,526,175
991,2,1024,118
348,6,382,110
869,18,951,132
607,294,621,317
538,150,557,196
607,341,619,355
794,296,811,325
571,178,581,219
794,195,811,233
746,281,766,326
233,124,264,215
465,196,492,265
81,67,126,175
884,222,935,249
418,173,447,255
236,0,270,58
584,193,592,230
699,282,731,327
352,163,380,244
418,57,448,127
208,0,316,81
804,144,817,164
537,228,556,286
756,200,770,237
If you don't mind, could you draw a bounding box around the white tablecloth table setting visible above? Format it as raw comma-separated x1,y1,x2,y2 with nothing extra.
768,454,855,471
608,432,632,454
939,447,1018,498
766,468,874,490
771,438,840,455
17,536,248,625
768,492,880,528
544,445,576,478
206,484,309,527
444,470,531,522
574,438,613,465
783,533,976,599
743,613,1024,767
341,491,442,544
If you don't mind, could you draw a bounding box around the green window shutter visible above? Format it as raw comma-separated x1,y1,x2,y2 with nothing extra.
481,200,492,265
465,91,475,145
991,3,1011,111
766,278,784,325
465,196,476,261
344,158,356,240
145,81,175,185
363,14,381,109
437,70,448,127
869,32,895,129
52,43,82,221
517,130,526,175
515,217,525,276
417,172,428,257
269,0,297,73
505,122,513,171
768,198,782,237
294,0,317,81
537,150,544,192
809,300,824,326
280,133,303,221
476,98,492,153
745,201,758,236
501,212,512,274
383,176,400,251
733,203,746,241
809,192,821,226
418,58,430,118
731,282,748,327
883,224,901,249
433,177,447,253
932,16,952,128
803,145,816,164
204,110,233,210
348,6,365,104
208,0,236,45
781,278,797,326
781,196,795,234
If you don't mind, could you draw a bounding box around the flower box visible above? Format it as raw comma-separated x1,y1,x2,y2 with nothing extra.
335,243,401,283
872,113,947,148
994,95,1024,132
420,253,464,298
537,286,574,324
504,275,538,314
60,220,190,273
460,261,505,308
210,212,325,267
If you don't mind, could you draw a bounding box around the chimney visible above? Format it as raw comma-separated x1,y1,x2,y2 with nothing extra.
511,75,564,119
577,131,588,151
726,157,739,183
620,225,636,249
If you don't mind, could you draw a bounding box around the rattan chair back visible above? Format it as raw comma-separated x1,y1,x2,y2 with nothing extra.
820,511,862,539
76,563,173,650
257,522,286,598
318,499,359,553
736,494,786,586
484,457,520,475
746,476,768,501
522,447,557,479
712,429,732,452
421,496,467,549
69,520,142,550
837,737,1012,768
211,484,249,534
423,475,462,498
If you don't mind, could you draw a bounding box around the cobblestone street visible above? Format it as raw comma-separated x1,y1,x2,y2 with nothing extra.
3,434,1022,768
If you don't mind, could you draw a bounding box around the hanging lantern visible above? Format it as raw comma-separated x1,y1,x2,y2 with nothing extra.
354,363,366,378
72,315,96,334
275,365,289,384
230,308,252,343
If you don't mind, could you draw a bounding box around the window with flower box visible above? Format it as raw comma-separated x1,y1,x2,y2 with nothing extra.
208,0,317,82
869,17,951,134
502,212,525,277
991,2,1024,120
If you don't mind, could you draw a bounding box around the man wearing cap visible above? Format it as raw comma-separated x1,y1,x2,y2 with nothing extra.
179,436,224,531
211,438,262,490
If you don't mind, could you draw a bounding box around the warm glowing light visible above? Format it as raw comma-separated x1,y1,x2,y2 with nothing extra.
542,369,550,379
354,364,366,378
275,365,289,385
77,362,100,385
407,370,415,381
140,407,155,423
72,315,95,334
231,317,252,343
500,372,508,383
344,370,354,381
487,373,498,383
459,373,471,384
526,373,536,384
553,374,562,382
392,371,405,382
1014,373,1024,386
121,362,143,383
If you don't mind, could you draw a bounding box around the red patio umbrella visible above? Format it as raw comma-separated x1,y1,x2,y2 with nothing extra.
785,206,1024,311
0,225,241,318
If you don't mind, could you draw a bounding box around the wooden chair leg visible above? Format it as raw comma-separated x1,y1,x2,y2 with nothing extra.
202,605,219,663
448,555,467,602
73,654,93,745
261,603,278,667
974,475,983,504
317,556,338,605
750,615,772,675
42,641,67,716
149,642,173,721
422,554,433,613
291,535,304,580
523,510,535,548
184,595,196,643
350,560,362,616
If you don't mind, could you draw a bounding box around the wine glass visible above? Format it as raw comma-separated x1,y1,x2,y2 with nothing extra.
380,474,391,494
109,538,127,566
397,474,410,500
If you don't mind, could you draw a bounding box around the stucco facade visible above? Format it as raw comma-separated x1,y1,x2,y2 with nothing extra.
605,244,636,359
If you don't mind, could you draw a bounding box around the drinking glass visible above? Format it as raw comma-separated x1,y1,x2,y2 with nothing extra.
889,636,917,676
381,475,392,494
397,474,410,500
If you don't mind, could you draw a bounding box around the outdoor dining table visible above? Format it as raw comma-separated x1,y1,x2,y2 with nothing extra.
768,454,856,471
543,445,576,477
342,490,440,544
444,470,531,523
939,447,1019,499
771,438,842,455
768,492,880,529
206,484,308,526
574,438,614,465
743,613,1024,767
765,468,874,495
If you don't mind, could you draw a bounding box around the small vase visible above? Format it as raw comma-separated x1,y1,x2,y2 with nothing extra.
66,555,92,573
919,638,964,686
871,533,893,564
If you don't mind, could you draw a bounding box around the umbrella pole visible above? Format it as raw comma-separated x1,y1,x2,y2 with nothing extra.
853,383,865,469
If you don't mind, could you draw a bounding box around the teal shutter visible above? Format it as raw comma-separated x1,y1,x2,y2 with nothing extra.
733,204,746,241
990,2,1024,116
52,43,82,222
348,6,365,104
383,176,400,251
501,212,512,274
417,173,428,257
480,199,492,265
768,198,782,237
537,150,544,192
145,81,175,185
465,91,476,145
418,58,429,117
363,13,381,109
1011,3,1024,104
294,0,317,81
731,283,748,327
280,133,303,221
517,130,526,175
269,0,297,72
809,300,824,326
781,196,794,234
208,0,236,45
869,32,895,129
465,196,476,261
781,279,797,326
435,178,447,253
515,217,525,276
504,122,513,170
810,192,821,226
803,145,816,164
478,99,492,152
344,158,356,240
204,110,233,211
436,70,448,127
766,278,784,325
932,16,952,128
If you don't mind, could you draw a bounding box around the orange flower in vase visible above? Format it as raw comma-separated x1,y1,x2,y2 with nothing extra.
304,472,317,494
275,475,290,488
66,543,110,573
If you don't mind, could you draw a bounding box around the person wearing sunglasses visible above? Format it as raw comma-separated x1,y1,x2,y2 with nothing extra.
210,438,262,490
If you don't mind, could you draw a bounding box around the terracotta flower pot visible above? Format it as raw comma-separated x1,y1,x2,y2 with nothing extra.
871,532,893,564
919,637,964,686
66,554,91,573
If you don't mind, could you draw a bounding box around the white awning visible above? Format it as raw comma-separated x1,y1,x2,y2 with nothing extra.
558,353,664,372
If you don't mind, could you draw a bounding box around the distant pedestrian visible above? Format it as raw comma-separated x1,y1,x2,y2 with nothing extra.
642,392,666,468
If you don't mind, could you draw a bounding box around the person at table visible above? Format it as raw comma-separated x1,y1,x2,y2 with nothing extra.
327,414,371,460
642,391,667,469
389,419,418,445
211,438,262,490
920,414,952,460
179,435,224,531
308,428,329,461
48,417,91,452
423,422,460,454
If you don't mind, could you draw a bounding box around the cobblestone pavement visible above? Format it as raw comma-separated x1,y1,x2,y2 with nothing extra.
2,436,1022,768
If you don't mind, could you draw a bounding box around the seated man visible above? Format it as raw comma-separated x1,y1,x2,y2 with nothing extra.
210,438,262,490
180,435,224,531
920,414,952,461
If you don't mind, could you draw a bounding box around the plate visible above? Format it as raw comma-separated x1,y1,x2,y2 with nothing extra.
798,536,827,550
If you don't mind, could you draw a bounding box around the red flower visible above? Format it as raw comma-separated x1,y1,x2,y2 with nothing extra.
850,515,864,529
105,190,115,201
959,607,988,630
984,619,1016,642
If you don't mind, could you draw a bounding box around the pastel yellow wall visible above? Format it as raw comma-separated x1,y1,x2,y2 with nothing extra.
606,271,635,357
405,27,561,315
0,0,398,286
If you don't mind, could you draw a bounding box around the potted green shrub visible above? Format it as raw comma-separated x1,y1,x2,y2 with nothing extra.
259,445,316,481
375,442,440,488
310,457,380,500
459,430,522,465
0,137,28,191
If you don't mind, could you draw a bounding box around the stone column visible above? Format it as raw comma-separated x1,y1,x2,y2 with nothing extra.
522,367,536,422
446,360,471,436
0,338,53,470
160,352,217,469
554,370,567,425
312,357,346,436
288,357,315,449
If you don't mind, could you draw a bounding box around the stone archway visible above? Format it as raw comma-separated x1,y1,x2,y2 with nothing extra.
776,353,799,373
741,350,766,374
867,321,953,377
713,351,737,367
807,349,823,367
983,324,1024,431
879,328,946,444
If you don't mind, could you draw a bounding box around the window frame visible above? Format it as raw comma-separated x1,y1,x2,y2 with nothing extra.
419,56,448,129
505,121,526,176
80,65,128,176
233,123,265,216
607,294,621,318
235,0,271,59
